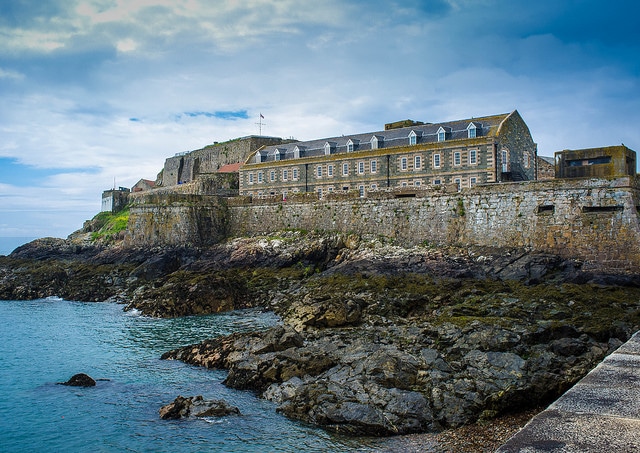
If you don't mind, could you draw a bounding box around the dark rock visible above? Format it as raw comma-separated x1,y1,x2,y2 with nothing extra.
58,373,96,387
159,395,240,419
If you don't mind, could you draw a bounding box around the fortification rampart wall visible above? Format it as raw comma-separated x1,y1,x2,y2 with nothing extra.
228,177,640,272
126,177,640,272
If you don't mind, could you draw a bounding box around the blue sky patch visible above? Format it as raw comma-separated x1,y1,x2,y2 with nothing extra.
0,158,98,187
184,110,249,120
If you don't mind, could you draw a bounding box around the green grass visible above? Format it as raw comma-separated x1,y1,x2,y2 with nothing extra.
90,207,130,242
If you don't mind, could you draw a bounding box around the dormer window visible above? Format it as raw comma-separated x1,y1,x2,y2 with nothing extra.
271,149,281,161
346,139,359,152
370,135,383,150
437,126,450,142
467,122,478,139
408,130,418,146
254,151,263,163
293,146,305,159
324,142,336,155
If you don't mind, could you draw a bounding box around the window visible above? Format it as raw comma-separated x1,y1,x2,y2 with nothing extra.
347,143,353,152
342,163,349,176
258,172,263,183
414,155,421,169
282,169,288,181
434,179,442,185
454,178,461,190
347,139,358,152
317,188,323,198
469,150,477,165
433,154,441,168
317,166,323,177
328,165,334,177
328,187,333,192
437,127,446,142
523,152,530,168
415,181,421,187
409,131,417,146
270,171,275,182
454,152,461,166
467,123,477,138
359,185,365,197
358,162,365,174
292,169,298,180
371,183,377,190
249,173,254,184
371,136,381,149
371,160,377,173
401,157,408,171
401,182,407,187
470,177,477,187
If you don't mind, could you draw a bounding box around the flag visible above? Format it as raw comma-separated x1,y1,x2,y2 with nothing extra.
260,113,264,119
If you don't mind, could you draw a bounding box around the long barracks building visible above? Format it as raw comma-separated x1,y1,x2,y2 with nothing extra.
239,110,537,198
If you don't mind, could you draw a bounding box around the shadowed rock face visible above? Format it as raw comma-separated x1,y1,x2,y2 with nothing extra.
159,396,240,419
58,373,96,387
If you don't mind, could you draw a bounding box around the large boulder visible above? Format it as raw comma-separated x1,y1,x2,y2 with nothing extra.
159,395,240,419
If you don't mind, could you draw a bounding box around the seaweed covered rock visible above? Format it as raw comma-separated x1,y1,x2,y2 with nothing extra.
159,396,240,419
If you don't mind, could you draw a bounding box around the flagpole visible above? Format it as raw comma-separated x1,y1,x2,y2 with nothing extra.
256,113,265,136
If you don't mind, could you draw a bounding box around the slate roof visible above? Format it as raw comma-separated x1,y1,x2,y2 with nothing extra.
251,112,511,164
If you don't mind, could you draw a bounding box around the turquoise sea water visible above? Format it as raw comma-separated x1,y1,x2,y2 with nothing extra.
0,299,391,452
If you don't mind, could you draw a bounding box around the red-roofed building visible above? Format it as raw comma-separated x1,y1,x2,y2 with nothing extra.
132,179,156,192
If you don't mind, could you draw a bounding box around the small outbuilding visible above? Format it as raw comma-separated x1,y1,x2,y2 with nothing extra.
555,145,636,179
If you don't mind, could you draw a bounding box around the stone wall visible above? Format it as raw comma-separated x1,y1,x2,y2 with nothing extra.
228,177,640,272
126,176,640,272
160,136,288,187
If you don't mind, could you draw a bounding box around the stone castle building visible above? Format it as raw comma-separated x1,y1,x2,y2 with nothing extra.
239,110,538,198
158,136,294,187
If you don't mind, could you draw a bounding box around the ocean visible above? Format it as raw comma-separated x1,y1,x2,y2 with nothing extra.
0,237,36,256
0,299,394,452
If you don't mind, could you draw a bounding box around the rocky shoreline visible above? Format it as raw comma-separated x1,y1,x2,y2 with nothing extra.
1,231,640,437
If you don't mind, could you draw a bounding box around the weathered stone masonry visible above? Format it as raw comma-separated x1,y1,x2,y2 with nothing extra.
127,176,640,272
228,177,640,272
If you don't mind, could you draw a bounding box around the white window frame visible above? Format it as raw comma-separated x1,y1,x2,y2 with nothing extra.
270,170,275,182
258,172,263,183
433,154,441,168
342,162,349,176
328,164,334,177
409,131,417,146
317,187,323,198
317,166,323,177
467,123,477,138
359,185,365,197
282,169,288,181
437,127,446,142
469,149,477,165
370,160,377,173
414,155,421,170
454,178,461,190
454,152,461,166
415,181,421,187
358,161,365,174
401,157,408,171
434,179,442,185
470,177,477,187
249,173,254,184
292,168,298,180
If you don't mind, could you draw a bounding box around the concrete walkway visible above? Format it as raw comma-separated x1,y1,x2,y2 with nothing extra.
497,331,640,452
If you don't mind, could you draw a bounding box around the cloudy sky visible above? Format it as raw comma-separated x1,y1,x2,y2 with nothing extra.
1,0,639,240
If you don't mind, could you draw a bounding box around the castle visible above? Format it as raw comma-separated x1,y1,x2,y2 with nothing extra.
106,110,639,273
